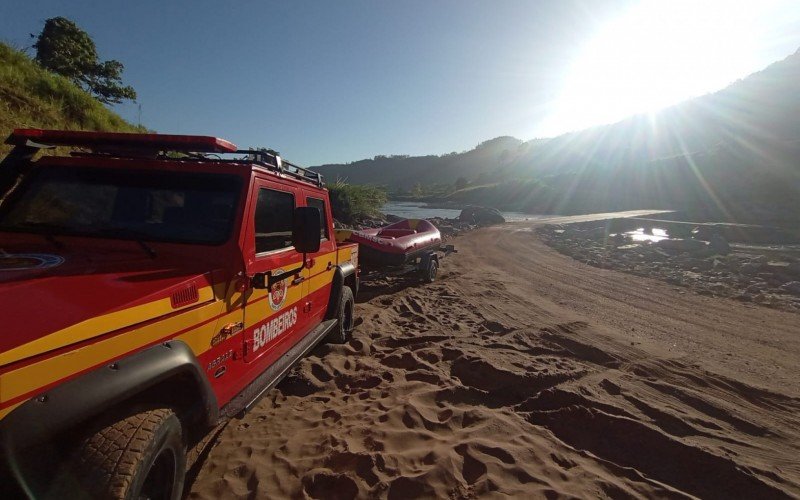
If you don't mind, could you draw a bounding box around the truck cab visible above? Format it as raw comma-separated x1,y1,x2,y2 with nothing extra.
0,129,358,499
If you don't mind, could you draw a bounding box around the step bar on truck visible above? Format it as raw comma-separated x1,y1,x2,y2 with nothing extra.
219,319,338,419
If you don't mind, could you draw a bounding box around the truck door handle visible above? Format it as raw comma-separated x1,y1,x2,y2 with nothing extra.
326,262,333,271
292,276,305,285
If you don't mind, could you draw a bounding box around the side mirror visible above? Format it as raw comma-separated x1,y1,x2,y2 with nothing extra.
251,207,322,290
292,206,321,254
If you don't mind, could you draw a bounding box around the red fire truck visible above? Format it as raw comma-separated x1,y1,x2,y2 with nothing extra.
0,129,358,499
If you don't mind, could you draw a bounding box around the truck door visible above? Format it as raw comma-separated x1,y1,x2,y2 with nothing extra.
303,191,337,324
242,181,309,364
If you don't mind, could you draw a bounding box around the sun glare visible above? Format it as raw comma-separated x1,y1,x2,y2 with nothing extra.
538,0,767,136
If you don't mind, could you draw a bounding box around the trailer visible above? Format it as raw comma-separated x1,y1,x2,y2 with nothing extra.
335,219,456,283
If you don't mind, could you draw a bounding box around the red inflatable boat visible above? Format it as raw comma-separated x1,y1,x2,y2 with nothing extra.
335,219,442,267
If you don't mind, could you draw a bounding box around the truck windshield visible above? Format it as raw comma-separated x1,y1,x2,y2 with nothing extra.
0,166,242,245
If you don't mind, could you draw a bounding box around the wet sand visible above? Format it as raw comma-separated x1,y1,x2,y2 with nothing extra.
189,213,800,499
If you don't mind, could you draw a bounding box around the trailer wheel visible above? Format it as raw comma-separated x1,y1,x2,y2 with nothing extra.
328,286,354,344
67,408,186,500
422,258,438,283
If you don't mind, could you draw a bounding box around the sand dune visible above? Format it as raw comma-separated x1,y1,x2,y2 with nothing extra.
189,219,800,499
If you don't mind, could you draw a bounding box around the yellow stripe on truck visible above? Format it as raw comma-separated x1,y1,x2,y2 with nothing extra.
0,249,342,408
309,270,335,292
0,284,217,367
0,401,23,420
242,285,303,329
0,298,225,404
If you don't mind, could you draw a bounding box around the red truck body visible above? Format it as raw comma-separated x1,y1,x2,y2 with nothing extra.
0,129,358,498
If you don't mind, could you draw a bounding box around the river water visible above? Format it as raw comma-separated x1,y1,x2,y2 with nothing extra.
381,201,544,222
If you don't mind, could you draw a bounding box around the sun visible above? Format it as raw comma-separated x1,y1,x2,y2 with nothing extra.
538,0,764,136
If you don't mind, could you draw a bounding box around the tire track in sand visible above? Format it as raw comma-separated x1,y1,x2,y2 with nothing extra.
189,220,800,499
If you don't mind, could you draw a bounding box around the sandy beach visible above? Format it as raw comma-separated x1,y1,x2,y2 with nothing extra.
188,214,800,499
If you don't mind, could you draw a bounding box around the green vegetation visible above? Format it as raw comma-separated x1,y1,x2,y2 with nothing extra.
33,17,136,104
328,180,387,224
446,178,556,213
314,136,526,194
0,42,145,156
391,181,455,200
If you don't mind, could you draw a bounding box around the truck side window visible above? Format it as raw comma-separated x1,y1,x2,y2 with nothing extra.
255,188,295,253
306,197,329,240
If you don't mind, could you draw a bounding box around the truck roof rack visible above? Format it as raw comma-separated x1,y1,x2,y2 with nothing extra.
4,129,325,188
234,149,324,187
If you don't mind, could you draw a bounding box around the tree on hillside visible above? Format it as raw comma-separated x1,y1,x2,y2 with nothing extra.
33,17,136,104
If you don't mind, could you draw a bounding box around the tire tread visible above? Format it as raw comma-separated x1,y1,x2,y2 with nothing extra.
327,286,354,344
73,408,175,499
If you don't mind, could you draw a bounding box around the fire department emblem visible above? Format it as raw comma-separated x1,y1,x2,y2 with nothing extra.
268,269,288,311
0,253,64,271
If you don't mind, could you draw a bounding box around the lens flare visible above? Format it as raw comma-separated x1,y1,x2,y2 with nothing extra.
539,0,780,136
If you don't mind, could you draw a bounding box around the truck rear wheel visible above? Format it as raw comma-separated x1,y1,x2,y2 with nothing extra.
69,407,186,500
328,286,354,344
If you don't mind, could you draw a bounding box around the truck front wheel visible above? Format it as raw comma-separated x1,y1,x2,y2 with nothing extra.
328,286,354,344
69,407,186,500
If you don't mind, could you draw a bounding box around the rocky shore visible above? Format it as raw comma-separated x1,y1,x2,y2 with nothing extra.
537,222,800,313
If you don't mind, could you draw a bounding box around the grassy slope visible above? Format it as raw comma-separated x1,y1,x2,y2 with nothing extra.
0,43,386,223
0,42,145,156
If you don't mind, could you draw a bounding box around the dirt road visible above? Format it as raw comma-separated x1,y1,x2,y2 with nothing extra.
189,216,800,499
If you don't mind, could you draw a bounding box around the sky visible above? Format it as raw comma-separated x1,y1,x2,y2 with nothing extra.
2,0,800,165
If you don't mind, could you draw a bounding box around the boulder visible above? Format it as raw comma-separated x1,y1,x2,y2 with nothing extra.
333,219,352,229
691,260,713,271
655,239,707,253
667,225,693,239
741,263,761,276
584,227,608,239
458,206,506,225
385,213,403,223
710,283,728,293
707,234,731,255
780,281,800,295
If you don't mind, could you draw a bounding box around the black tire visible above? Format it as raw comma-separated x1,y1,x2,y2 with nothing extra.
69,408,186,500
327,286,354,344
422,259,438,283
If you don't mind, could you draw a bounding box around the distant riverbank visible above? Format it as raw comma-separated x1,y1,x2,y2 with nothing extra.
382,200,543,222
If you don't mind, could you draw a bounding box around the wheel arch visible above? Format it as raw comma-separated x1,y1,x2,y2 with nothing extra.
0,340,218,465
325,262,357,320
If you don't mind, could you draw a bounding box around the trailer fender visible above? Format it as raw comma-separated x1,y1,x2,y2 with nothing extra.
418,251,439,270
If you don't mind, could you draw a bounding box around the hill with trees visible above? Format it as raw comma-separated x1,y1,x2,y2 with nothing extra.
312,136,531,196
0,42,144,157
312,49,800,225
1,16,143,157
32,17,137,105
